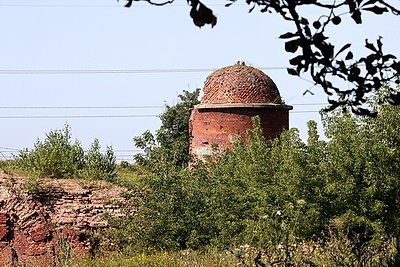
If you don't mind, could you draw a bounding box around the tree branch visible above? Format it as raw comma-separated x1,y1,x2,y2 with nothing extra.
120,0,174,8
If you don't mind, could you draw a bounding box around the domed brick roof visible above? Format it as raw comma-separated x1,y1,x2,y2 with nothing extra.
201,64,282,104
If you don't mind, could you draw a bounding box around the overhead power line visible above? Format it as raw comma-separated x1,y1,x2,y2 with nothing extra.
0,103,326,109
0,69,217,74
0,4,120,7
290,103,326,106
0,3,246,8
0,2,339,8
0,146,20,151
0,148,143,152
0,67,288,75
0,106,164,109
0,114,158,119
0,111,320,119
291,111,320,113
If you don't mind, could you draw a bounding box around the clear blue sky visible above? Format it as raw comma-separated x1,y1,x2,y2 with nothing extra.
0,0,399,162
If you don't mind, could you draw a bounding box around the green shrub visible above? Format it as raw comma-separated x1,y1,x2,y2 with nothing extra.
22,177,43,194
83,139,116,182
15,124,84,178
0,160,13,175
119,161,130,169
14,124,117,182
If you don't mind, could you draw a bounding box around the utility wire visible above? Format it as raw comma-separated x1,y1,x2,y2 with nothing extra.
0,3,247,8
0,114,158,119
0,152,142,154
0,152,10,160
0,146,20,151
0,2,340,8
291,110,321,113
290,103,326,106
0,4,121,7
0,68,217,74
0,103,326,109
0,149,143,153
0,67,288,75
0,106,164,109
0,111,320,119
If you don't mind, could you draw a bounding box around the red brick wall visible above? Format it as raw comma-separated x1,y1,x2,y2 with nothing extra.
189,106,290,158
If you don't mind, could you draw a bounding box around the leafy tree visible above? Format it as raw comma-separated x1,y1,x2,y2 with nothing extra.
319,106,400,263
133,89,200,172
119,0,400,116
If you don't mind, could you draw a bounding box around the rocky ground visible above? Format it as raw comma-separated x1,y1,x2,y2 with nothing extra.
0,171,127,266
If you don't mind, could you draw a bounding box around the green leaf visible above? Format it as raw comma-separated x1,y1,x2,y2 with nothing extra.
289,55,303,66
124,0,132,7
287,68,299,76
363,6,388,14
335,43,352,57
345,51,354,60
285,39,300,53
365,39,377,52
351,9,362,24
300,17,309,25
279,32,298,39
391,61,400,72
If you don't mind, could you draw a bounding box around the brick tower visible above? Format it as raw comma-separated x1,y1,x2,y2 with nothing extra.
189,64,292,158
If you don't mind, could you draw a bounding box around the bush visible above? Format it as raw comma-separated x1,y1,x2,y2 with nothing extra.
83,139,116,182
15,124,84,178
22,177,43,194
14,124,117,181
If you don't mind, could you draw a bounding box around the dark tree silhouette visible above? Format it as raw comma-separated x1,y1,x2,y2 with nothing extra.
119,0,400,116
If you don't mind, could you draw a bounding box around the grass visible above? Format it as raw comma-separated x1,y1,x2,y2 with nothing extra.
72,249,241,267
112,163,149,188
0,159,142,187
70,239,398,267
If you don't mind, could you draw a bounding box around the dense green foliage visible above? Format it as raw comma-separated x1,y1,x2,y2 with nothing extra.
14,124,116,181
106,102,400,265
84,138,117,182
133,89,200,172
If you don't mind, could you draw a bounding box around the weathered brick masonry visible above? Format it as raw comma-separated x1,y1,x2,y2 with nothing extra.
0,173,126,266
189,64,292,159
201,65,281,104
189,104,291,154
